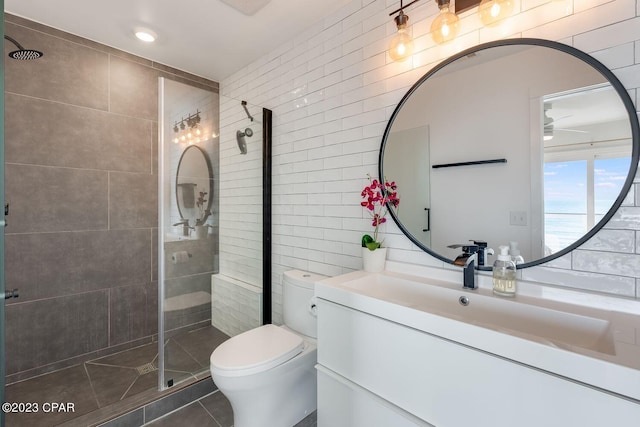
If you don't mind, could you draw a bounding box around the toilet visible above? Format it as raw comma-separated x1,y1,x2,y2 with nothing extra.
209,270,326,427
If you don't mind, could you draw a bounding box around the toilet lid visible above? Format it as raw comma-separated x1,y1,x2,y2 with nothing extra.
210,324,304,377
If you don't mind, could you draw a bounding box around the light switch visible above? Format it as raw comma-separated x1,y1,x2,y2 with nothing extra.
510,211,527,226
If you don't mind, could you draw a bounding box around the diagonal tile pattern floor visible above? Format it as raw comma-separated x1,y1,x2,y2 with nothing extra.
4,326,229,427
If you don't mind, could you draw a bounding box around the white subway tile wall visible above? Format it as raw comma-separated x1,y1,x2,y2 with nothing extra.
211,275,262,337
218,98,264,288
221,0,640,323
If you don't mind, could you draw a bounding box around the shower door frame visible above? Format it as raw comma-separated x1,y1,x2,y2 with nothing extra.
262,107,272,324
1,5,6,426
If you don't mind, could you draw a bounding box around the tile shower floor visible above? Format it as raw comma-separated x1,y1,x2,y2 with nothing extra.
4,326,229,427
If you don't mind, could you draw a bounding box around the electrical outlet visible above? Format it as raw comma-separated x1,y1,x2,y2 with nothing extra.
510,211,527,226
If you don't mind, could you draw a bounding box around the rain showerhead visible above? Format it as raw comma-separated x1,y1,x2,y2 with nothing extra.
4,35,43,60
236,128,253,154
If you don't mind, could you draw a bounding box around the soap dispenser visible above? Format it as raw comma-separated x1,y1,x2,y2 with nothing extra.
493,245,517,296
509,241,525,265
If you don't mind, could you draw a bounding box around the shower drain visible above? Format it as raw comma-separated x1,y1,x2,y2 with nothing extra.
136,362,158,375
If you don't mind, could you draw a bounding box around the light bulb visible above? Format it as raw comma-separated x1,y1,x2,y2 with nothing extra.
181,135,186,142
430,4,460,45
478,0,514,27
195,128,201,136
389,11,414,62
173,137,179,144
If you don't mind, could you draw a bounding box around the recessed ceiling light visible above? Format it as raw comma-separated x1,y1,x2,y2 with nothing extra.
220,0,271,15
135,29,157,43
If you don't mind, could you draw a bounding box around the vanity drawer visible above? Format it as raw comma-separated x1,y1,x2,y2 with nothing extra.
317,365,433,427
317,298,640,427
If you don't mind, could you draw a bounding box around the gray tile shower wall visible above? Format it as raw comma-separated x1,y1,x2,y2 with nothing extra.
3,14,219,384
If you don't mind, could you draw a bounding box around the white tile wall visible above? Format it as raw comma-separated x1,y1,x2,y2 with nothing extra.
211,274,262,337
221,0,640,323
218,97,264,288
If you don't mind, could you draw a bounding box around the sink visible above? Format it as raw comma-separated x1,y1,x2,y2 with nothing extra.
315,263,640,403
164,233,195,242
331,272,615,355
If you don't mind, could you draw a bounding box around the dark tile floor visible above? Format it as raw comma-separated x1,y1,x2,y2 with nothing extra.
4,326,229,427
145,390,317,427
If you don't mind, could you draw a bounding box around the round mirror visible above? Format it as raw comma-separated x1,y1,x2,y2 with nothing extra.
176,145,213,225
380,38,639,270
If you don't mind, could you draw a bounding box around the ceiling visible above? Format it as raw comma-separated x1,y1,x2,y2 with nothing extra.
4,0,352,82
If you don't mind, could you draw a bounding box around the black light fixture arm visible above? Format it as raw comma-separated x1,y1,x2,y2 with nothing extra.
389,0,422,16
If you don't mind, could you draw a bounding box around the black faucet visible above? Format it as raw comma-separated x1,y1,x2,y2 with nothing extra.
462,253,477,289
451,244,480,289
172,219,191,236
470,240,494,267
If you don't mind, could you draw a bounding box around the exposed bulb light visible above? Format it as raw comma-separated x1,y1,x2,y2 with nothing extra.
430,0,460,44
478,0,514,27
135,28,157,43
389,10,414,62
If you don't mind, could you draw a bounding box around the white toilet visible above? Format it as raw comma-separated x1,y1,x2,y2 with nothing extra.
209,270,326,427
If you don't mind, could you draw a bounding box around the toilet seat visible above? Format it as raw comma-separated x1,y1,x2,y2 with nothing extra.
210,324,304,377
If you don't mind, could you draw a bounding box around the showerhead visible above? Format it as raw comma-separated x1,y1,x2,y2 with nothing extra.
236,128,253,154
239,128,253,138
4,35,43,60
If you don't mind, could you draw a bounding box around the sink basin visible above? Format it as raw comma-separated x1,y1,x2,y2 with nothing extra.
331,272,615,355
164,233,196,242
315,262,640,402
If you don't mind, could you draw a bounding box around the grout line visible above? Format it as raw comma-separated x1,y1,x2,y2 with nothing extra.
83,362,102,409
85,361,140,369
198,396,223,427
120,374,142,402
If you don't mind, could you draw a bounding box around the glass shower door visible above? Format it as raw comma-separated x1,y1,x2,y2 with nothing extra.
158,79,272,391
158,77,222,389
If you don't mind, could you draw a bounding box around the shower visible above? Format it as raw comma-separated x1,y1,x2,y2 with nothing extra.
4,35,43,60
236,128,253,154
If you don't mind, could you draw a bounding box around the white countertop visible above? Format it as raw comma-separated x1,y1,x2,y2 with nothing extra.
315,261,640,402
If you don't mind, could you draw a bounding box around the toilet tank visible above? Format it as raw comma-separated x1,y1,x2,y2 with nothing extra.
282,270,327,339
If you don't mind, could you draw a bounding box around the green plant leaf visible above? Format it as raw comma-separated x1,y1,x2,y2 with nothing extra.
365,241,381,251
361,234,374,248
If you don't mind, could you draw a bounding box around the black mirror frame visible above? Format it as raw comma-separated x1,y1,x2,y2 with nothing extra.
175,145,214,221
379,38,640,270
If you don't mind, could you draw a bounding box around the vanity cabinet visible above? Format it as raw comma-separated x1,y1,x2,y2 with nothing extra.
316,298,640,427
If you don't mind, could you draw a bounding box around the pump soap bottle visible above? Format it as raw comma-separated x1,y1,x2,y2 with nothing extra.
493,245,517,296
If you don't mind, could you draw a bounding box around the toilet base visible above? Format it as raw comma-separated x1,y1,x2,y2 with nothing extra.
212,340,317,427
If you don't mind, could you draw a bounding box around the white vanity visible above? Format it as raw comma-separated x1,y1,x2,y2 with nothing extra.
315,261,640,427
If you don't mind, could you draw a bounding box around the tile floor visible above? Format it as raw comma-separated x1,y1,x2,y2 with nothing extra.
4,326,229,427
145,390,317,427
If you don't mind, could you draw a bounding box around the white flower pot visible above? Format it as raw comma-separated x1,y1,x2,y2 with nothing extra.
195,225,208,239
362,247,387,273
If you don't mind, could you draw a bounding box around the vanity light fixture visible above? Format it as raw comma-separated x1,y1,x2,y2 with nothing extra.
388,4,415,62
173,111,202,144
478,0,514,26
389,0,463,61
387,0,518,60
431,0,460,45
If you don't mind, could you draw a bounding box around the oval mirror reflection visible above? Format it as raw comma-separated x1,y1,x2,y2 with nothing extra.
176,145,213,225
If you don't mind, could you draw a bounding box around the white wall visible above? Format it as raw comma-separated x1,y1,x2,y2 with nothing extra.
221,0,640,323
